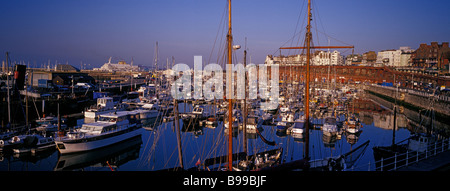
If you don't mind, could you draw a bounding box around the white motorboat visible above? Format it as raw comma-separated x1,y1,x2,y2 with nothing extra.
345,115,362,134
322,117,338,136
56,111,143,154
35,115,67,132
182,105,212,125
290,115,305,135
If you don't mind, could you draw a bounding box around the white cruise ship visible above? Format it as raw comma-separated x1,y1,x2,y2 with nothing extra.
56,111,143,154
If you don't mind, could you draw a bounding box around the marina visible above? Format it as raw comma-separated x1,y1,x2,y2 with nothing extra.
1,0,450,173
0,87,449,171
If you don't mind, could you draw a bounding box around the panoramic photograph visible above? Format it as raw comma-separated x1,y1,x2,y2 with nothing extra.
1,0,449,187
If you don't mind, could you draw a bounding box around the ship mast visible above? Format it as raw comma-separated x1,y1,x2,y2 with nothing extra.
304,0,311,160
227,0,234,171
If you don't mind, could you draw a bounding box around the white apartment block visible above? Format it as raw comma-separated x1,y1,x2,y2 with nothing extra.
265,50,343,66
312,50,343,66
377,47,413,67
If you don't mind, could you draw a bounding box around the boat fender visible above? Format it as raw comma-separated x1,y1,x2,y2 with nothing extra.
12,136,20,143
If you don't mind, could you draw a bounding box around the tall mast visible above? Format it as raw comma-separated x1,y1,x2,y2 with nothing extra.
155,41,158,70
304,0,311,161
154,41,159,95
243,39,248,160
173,57,184,169
6,52,11,124
227,0,233,171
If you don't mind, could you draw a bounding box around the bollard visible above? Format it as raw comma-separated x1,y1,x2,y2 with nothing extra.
434,141,437,156
406,150,409,166
394,153,397,170
416,150,419,162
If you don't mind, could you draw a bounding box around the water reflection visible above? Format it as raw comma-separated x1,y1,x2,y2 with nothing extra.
54,136,142,171
0,91,449,171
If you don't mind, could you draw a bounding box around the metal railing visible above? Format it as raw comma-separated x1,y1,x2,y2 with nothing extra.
350,138,450,171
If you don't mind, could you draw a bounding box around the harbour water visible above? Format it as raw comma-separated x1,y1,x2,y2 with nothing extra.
1,89,444,171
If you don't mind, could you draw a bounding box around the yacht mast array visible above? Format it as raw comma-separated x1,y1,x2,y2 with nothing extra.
279,0,354,160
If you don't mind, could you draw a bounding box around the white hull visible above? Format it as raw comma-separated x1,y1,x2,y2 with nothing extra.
323,125,338,136
13,143,55,154
56,128,143,154
290,128,304,134
345,127,360,134
139,110,158,119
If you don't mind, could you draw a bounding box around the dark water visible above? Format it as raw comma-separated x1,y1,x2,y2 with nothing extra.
0,94,446,171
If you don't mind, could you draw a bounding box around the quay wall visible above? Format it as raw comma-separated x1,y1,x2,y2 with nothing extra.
364,84,450,118
367,93,450,137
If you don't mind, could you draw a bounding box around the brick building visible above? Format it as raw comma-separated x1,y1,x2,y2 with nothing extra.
411,42,450,70
362,51,377,65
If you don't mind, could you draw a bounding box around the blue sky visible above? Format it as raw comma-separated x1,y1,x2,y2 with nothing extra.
1,0,449,68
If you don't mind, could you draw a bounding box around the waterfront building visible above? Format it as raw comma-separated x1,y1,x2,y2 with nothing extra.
265,54,306,65
265,50,343,66
30,70,95,88
376,47,413,67
362,51,377,65
55,64,80,72
376,49,396,66
345,54,362,65
312,50,343,66
411,42,450,70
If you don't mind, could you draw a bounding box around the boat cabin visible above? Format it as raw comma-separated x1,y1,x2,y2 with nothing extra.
192,105,210,117
408,134,436,152
97,97,114,109
142,103,160,111
324,117,337,125
81,111,132,134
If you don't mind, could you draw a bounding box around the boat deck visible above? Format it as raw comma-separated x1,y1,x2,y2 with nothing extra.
396,150,450,171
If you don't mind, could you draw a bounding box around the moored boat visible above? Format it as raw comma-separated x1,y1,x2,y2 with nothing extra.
12,134,55,154
322,117,338,136
55,111,143,154
344,114,362,134
181,105,212,126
